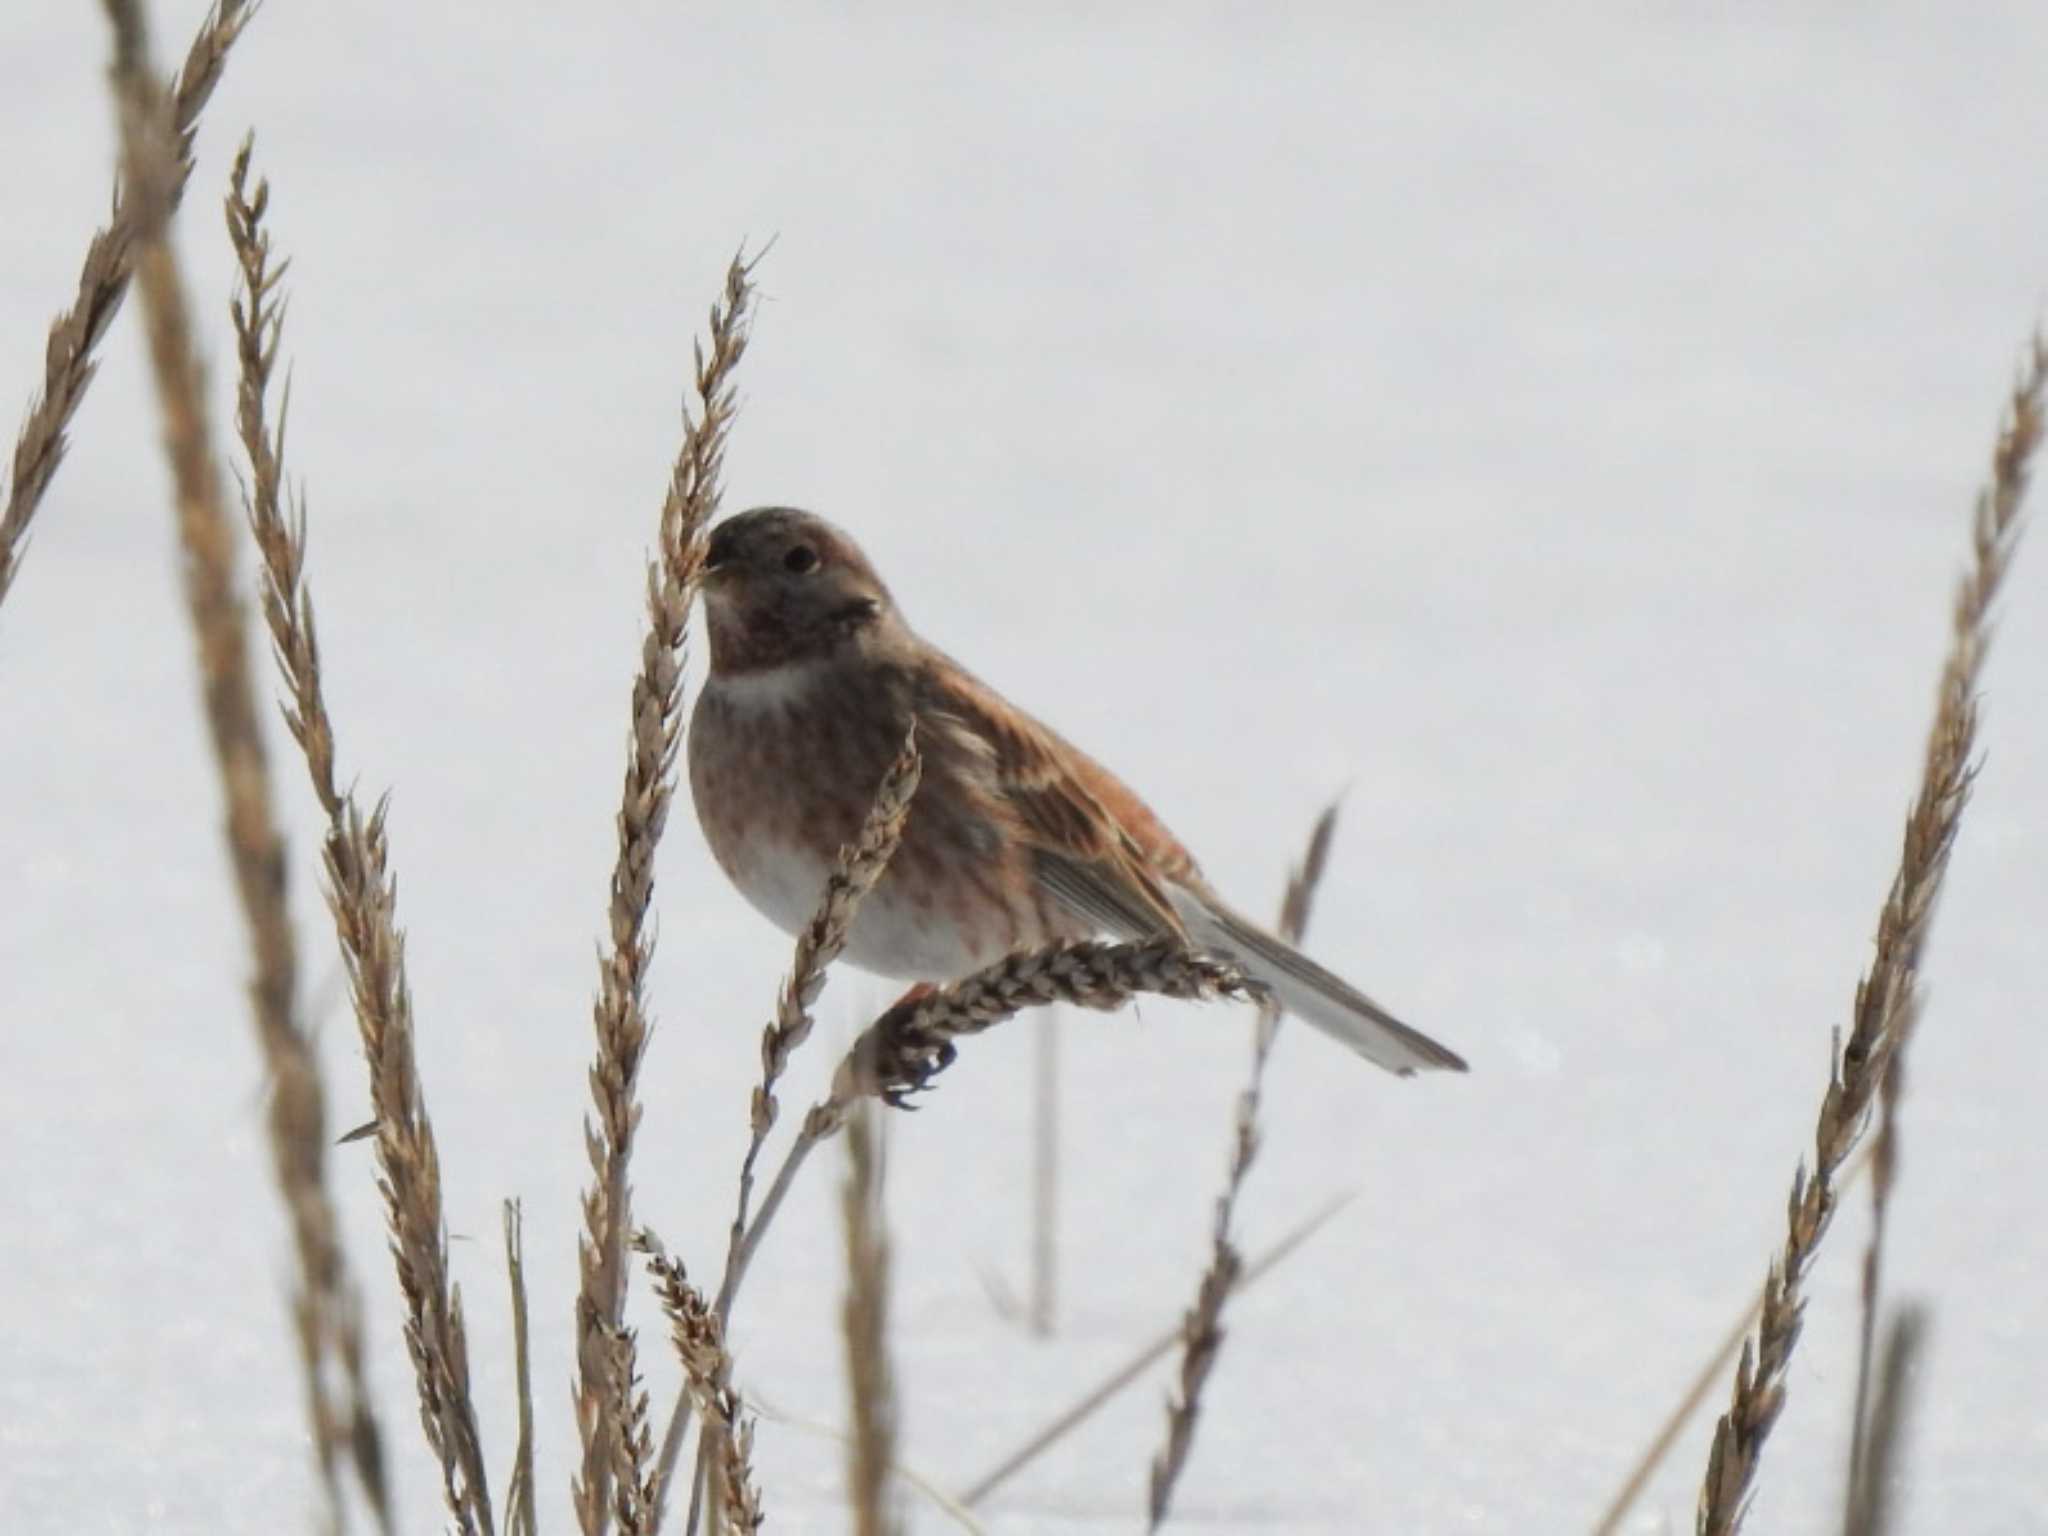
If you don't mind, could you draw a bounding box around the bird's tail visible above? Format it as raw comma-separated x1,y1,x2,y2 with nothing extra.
1168,889,1468,1076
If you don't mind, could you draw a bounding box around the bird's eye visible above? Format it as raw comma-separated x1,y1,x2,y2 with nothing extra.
783,545,820,574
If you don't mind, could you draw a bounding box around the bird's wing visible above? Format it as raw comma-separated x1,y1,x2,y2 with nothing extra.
915,654,1197,943
908,654,1468,1077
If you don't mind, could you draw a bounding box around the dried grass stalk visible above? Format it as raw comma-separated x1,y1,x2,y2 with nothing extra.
1694,335,2043,1536
640,1234,766,1534
1147,804,1337,1530
215,121,493,1535
219,137,392,1535
103,11,392,1531
3,1,250,607
574,251,758,1536
1146,1254,1232,1532
841,1106,902,1536
503,1202,538,1536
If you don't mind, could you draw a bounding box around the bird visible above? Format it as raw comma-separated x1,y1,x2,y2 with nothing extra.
686,506,1466,1077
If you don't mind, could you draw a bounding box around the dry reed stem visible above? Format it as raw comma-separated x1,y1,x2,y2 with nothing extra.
574,252,757,1536
841,1106,902,1536
640,1234,766,1534
1694,334,2043,1536
963,1190,1359,1506
1147,804,1337,1530
218,137,393,1535
1842,1306,1928,1536
103,10,395,1531
2,0,249,608
214,117,493,1536
656,727,922,1531
504,1202,538,1536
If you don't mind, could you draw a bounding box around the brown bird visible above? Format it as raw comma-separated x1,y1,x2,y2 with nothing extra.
687,507,1466,1076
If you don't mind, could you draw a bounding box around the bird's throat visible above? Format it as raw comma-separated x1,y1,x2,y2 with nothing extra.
706,593,883,676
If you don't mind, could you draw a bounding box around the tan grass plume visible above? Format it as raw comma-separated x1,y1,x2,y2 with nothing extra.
214,121,493,1533
640,1233,766,1534
3,1,250,608
574,251,758,1536
1693,333,2043,1536
221,138,393,1534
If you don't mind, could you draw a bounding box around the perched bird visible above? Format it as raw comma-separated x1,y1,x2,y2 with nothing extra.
687,507,1466,1076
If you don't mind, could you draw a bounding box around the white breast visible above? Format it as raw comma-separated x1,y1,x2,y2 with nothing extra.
726,835,838,944
709,659,825,714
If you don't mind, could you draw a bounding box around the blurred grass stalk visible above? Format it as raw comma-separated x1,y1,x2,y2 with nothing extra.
99,5,396,1530
841,1105,903,1536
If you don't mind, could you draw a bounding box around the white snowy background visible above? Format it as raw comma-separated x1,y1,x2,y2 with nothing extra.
3,4,2046,1532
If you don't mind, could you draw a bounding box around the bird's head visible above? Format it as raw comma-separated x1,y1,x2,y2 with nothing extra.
699,506,896,673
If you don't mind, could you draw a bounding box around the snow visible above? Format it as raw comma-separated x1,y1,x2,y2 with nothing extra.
3,3,2046,1532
